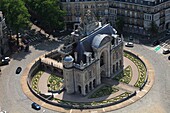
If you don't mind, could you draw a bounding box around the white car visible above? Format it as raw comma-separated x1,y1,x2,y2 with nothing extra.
163,49,170,54
125,42,134,47
4,57,10,61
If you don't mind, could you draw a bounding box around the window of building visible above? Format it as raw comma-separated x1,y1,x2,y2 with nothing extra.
130,11,132,17
134,12,137,18
125,10,127,16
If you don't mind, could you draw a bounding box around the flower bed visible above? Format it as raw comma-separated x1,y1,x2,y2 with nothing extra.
53,92,131,108
113,65,132,84
31,71,44,93
47,74,63,91
88,85,119,98
124,52,147,88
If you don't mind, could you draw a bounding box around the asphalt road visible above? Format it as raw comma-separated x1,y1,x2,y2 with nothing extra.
0,41,169,113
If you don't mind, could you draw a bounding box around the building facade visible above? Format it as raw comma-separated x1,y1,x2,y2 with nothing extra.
109,0,170,35
61,10,123,96
61,0,170,35
61,0,109,29
0,11,9,59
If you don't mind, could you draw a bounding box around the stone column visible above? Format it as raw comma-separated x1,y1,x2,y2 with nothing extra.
107,48,111,78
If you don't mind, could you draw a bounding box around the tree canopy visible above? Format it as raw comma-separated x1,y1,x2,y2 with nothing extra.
115,17,124,34
25,0,66,33
148,21,159,37
2,0,30,32
2,0,31,45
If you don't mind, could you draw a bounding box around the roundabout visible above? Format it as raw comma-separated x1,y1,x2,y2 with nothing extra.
21,49,155,112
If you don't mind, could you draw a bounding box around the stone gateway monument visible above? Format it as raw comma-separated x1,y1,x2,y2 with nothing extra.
62,10,124,96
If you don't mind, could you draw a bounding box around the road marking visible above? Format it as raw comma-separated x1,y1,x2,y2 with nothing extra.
154,45,161,52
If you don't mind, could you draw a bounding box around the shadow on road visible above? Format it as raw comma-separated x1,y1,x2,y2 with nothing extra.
12,51,31,61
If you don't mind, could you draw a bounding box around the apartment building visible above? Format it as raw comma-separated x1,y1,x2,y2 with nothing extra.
109,0,170,35
0,11,9,58
61,0,170,35
61,0,109,29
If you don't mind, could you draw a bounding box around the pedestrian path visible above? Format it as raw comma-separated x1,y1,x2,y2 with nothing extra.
124,57,138,86
38,72,50,94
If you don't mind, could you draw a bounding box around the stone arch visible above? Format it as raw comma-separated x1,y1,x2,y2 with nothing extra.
100,50,108,77
78,85,82,94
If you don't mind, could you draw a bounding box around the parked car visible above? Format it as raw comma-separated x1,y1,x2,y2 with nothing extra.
153,40,160,46
16,67,22,74
0,58,9,66
3,57,10,62
168,56,170,60
31,102,41,110
163,49,170,54
125,42,134,47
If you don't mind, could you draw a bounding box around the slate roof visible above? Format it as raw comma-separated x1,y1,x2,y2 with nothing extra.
74,24,116,63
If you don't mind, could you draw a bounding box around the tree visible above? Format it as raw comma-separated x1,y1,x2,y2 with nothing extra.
2,0,30,46
115,17,124,34
148,21,158,38
25,0,66,34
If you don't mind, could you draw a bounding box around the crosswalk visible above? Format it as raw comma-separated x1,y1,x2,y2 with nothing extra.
27,36,42,43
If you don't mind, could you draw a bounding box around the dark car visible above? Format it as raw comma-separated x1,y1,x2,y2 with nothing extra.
168,56,170,60
0,60,9,66
153,40,160,46
31,102,41,110
16,67,22,74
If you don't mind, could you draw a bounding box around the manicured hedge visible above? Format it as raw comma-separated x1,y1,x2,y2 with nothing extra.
88,85,119,98
47,74,63,91
31,71,44,93
124,52,147,88
53,92,131,107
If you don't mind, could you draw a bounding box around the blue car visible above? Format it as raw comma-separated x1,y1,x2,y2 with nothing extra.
31,102,41,110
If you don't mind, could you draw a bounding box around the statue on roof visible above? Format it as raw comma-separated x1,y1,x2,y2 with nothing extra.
78,10,99,36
